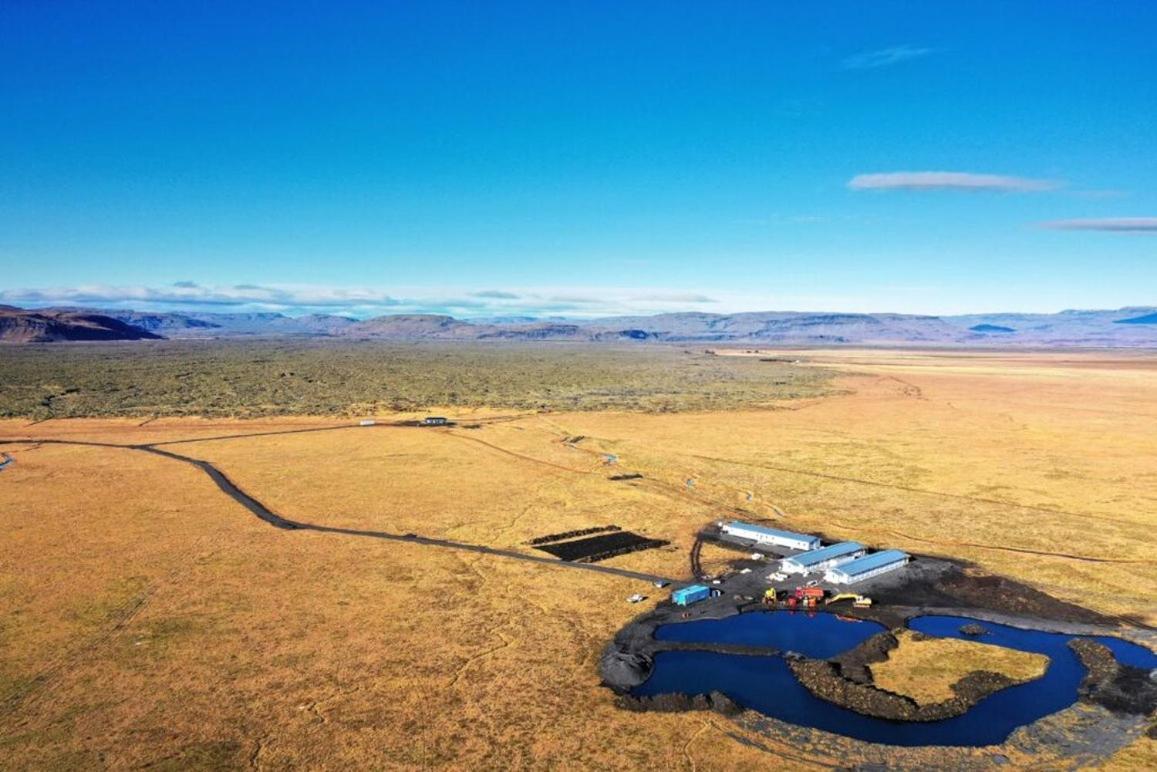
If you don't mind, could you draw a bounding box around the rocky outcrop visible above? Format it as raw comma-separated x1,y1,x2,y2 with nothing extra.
614,690,740,715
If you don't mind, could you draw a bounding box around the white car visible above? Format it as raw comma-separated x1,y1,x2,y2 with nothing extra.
627,594,646,603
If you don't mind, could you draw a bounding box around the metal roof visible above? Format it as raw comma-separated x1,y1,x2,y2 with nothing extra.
785,541,864,567
673,584,710,599
724,521,819,544
831,550,909,577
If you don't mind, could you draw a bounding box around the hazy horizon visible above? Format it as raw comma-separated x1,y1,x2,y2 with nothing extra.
3,287,1155,322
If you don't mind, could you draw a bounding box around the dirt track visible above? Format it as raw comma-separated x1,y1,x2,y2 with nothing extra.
0,431,678,586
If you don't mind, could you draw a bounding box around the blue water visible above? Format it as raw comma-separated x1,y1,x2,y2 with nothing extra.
656,610,884,659
633,613,1157,747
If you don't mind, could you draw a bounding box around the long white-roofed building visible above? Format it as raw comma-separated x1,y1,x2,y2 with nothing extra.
824,550,910,585
781,541,865,574
719,521,820,551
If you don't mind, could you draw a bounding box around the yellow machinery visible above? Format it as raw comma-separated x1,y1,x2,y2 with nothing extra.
826,592,873,608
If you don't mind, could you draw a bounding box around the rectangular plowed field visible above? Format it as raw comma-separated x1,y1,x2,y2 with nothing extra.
534,531,669,562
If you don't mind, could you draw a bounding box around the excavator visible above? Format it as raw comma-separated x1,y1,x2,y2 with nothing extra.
826,592,872,608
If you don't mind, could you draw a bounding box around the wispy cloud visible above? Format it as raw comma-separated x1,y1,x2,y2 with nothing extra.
841,45,934,70
628,293,716,304
848,171,1061,193
547,294,604,304
0,283,725,319
0,282,406,311
470,290,521,299
1040,217,1157,232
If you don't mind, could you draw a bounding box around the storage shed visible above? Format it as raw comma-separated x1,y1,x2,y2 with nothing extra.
824,550,910,585
781,541,865,574
672,584,711,606
720,521,820,551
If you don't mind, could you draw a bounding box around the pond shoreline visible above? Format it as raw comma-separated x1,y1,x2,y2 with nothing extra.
600,601,1155,694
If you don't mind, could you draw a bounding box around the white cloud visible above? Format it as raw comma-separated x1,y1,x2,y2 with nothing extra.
628,293,716,304
470,290,521,299
841,45,934,70
0,283,725,319
848,171,1061,192
0,283,403,309
1040,217,1157,232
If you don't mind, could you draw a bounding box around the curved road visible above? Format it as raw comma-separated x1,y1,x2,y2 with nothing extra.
0,433,678,586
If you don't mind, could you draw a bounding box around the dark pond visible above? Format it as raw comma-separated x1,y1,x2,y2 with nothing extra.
633,612,1157,747
655,609,885,658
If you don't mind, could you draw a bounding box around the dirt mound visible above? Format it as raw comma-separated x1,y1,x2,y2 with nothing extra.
599,647,652,689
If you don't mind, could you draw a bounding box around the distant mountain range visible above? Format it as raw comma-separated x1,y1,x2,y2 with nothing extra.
1,304,1155,347
0,305,163,343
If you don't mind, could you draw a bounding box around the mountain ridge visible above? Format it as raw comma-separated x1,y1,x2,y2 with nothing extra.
0,307,164,343
2,305,1154,346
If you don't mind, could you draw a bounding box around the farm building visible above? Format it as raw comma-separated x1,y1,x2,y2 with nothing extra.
672,584,711,606
824,550,910,585
781,541,865,574
720,521,820,551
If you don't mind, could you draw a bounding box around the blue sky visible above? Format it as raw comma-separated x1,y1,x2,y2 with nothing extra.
2,1,1155,317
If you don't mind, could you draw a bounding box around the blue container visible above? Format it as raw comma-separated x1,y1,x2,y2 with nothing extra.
672,584,711,606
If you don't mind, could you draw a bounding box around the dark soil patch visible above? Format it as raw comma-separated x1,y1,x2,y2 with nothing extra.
608,473,644,481
526,525,619,546
1070,639,1157,716
933,571,1123,627
535,530,669,563
861,560,1127,628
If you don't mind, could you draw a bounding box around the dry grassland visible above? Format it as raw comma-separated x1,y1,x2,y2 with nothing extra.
1,348,1154,769
869,630,1049,704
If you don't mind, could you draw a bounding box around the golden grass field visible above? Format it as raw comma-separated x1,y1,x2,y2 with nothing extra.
870,630,1049,705
1,348,1154,769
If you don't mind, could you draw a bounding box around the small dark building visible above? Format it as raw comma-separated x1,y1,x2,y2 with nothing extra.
422,416,448,426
